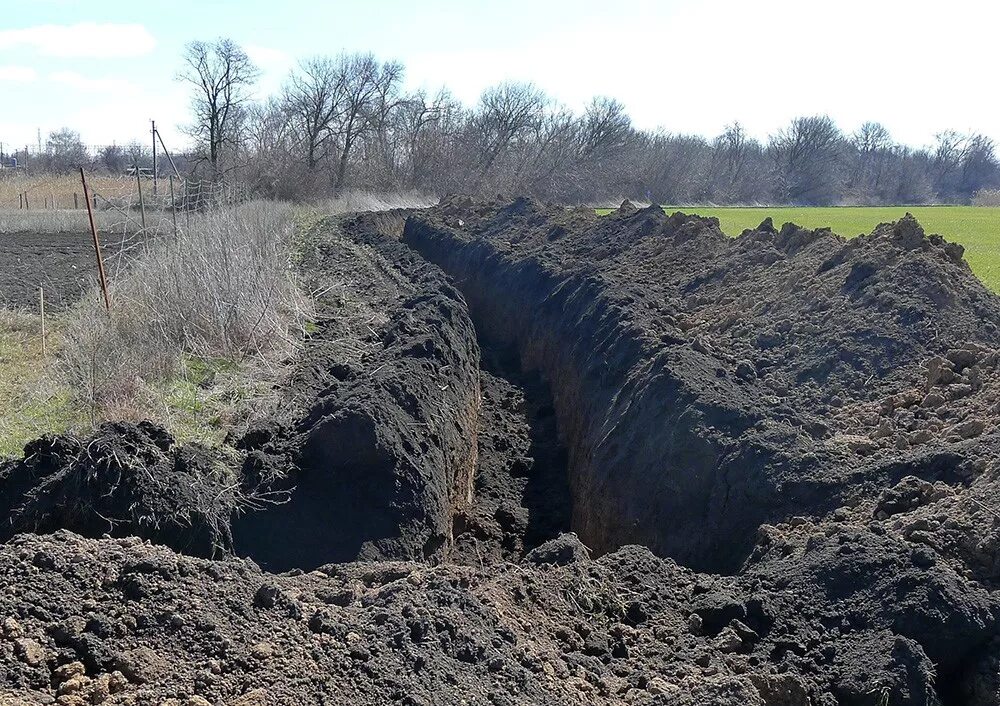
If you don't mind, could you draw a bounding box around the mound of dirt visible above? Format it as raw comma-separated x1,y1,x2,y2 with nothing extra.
0,422,239,558
231,213,482,570
404,197,1000,573
3,525,996,706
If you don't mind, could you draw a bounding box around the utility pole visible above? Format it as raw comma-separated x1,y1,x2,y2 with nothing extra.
152,120,158,198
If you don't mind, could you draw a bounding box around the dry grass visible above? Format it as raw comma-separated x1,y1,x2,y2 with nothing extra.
0,208,123,234
314,189,437,214
0,172,154,234
59,201,310,436
1,191,424,453
0,172,137,210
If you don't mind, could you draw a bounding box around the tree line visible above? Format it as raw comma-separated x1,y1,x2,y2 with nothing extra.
16,38,1000,206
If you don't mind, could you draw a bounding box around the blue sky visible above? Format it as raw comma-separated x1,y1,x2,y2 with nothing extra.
2,0,998,152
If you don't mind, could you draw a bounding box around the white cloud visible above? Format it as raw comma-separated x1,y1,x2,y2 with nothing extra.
0,65,37,82
0,23,156,58
48,70,140,95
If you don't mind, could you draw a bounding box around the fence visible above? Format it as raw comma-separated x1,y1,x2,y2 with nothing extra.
0,172,250,215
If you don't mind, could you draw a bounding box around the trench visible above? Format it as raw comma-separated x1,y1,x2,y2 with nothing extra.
451,333,574,561
398,216,754,573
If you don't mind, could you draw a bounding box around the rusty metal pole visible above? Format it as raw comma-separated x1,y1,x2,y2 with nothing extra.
80,168,111,312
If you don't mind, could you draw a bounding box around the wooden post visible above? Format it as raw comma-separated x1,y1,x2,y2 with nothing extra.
155,128,182,179
151,120,158,198
80,168,111,312
169,175,178,236
39,287,46,357
135,165,147,230
184,180,191,231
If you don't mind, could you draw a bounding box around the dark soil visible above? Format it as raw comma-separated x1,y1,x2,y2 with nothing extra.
2,199,1000,705
231,212,482,570
0,422,240,558
450,337,573,565
0,231,141,310
404,198,1000,573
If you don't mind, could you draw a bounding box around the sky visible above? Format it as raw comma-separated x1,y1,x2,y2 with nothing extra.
1,0,998,154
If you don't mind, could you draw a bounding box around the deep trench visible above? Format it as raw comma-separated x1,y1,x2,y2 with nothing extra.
473,334,574,553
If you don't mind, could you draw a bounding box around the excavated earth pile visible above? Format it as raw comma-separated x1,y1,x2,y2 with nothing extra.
1,199,1000,705
231,211,483,569
403,198,1000,573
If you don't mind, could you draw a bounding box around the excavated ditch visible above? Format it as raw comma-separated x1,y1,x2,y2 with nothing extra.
2,199,1000,704
403,198,1000,573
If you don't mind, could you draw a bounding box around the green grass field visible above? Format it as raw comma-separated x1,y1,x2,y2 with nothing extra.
600,206,1000,292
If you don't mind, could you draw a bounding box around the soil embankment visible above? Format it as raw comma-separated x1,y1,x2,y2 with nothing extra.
230,212,483,569
404,197,1000,573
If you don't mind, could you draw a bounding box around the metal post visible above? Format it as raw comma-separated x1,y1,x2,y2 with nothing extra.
39,287,46,357
80,168,111,312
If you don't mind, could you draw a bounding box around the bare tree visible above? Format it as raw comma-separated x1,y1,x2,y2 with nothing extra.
179,38,259,176
97,144,127,174
471,82,548,187
848,122,895,202
769,115,845,204
578,97,634,161
709,122,765,202
168,42,998,205
42,128,89,173
326,54,404,190
284,56,346,171
396,88,465,190
958,134,1000,199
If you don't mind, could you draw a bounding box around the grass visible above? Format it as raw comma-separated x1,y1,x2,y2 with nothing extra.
0,172,138,211
0,313,262,457
599,205,1000,292
0,172,157,234
0,201,310,458
145,355,276,447
0,312,86,458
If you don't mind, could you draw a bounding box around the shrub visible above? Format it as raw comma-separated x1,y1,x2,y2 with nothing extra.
972,189,1000,206
60,201,309,421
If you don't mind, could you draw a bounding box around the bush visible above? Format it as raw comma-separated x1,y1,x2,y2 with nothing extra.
60,201,309,421
972,189,1000,206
